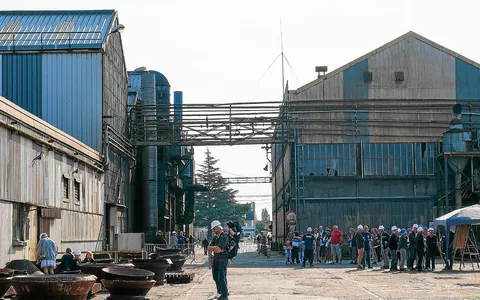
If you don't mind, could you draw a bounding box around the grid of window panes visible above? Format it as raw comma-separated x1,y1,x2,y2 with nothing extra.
363,143,414,176
303,144,356,176
414,143,435,175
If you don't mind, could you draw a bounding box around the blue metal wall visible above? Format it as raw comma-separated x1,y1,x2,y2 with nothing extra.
455,58,480,99
2,54,42,116
343,59,369,142
42,53,103,150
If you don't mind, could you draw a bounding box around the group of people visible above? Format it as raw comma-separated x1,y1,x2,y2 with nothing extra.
284,224,454,271
36,232,96,274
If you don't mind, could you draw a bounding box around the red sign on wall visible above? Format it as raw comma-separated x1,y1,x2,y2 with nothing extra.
285,210,297,225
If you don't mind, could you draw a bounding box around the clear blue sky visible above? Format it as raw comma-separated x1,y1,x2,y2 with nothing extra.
5,0,480,217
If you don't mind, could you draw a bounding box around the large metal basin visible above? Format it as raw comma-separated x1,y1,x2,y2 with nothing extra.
102,267,154,281
11,274,96,300
0,277,12,299
79,263,134,283
0,269,14,278
101,279,155,299
132,259,172,286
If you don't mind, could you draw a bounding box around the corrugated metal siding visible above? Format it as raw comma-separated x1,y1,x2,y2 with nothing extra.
343,59,369,143
296,197,433,235
368,37,456,99
2,54,42,116
455,58,480,99
0,201,12,267
61,210,103,243
42,53,102,150
0,114,103,214
0,10,114,49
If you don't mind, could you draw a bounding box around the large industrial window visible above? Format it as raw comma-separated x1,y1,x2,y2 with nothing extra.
303,144,356,176
12,203,25,242
415,143,435,175
363,143,413,176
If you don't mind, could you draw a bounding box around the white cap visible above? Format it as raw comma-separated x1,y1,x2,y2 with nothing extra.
357,225,364,230
418,227,424,232
428,227,434,232
172,231,177,235
74,250,81,256
413,224,419,229
379,225,385,230
307,227,312,232
391,226,398,231
211,220,222,229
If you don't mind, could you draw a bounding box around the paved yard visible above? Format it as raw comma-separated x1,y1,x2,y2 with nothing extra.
97,245,480,300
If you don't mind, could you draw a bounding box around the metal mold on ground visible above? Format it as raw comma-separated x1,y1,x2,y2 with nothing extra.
165,272,195,284
101,279,156,300
153,248,182,257
0,277,12,300
10,274,97,300
132,259,172,286
79,263,134,283
157,255,187,272
102,267,154,281
5,260,40,275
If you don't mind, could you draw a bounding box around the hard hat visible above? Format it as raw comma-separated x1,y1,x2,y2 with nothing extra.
74,250,81,256
391,226,398,231
400,229,406,234
357,225,364,230
413,224,419,229
211,220,222,229
428,227,434,232
307,227,312,232
418,227,424,232
379,225,385,230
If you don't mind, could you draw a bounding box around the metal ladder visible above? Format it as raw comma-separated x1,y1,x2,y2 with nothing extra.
294,128,306,228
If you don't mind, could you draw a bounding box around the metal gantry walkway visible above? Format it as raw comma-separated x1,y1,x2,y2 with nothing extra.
195,176,272,185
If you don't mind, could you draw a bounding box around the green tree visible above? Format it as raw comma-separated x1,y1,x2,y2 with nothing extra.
261,208,270,222
194,148,250,232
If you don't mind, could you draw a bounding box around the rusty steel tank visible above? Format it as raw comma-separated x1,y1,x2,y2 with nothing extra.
102,279,156,300
10,274,97,300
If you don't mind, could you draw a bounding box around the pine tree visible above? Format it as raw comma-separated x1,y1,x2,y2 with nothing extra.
194,148,250,232
261,208,271,222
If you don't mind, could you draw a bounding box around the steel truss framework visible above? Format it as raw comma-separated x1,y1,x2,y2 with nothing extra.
195,176,272,185
128,99,479,147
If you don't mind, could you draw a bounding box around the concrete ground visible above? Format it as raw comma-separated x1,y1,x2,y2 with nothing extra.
97,244,480,300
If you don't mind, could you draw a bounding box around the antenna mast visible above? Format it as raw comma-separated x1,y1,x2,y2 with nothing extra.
280,18,285,95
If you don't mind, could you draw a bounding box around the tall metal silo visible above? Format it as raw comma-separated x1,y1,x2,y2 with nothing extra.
140,72,158,241
443,104,471,209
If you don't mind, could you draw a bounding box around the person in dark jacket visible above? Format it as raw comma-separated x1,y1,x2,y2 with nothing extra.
379,225,390,269
416,227,426,271
387,226,399,271
407,224,419,270
60,248,80,272
441,229,455,270
203,238,210,255
426,228,440,271
355,225,365,269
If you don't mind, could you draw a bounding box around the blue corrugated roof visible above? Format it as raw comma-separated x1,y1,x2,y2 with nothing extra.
0,10,116,51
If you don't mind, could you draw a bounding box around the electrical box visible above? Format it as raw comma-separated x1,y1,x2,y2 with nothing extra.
394,71,404,82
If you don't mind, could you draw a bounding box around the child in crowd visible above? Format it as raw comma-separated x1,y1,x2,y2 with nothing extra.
284,240,292,264
299,239,305,263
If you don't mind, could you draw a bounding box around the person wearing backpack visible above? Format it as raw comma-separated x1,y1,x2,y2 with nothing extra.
208,220,229,300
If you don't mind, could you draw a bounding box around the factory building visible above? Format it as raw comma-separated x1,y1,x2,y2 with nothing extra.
0,10,132,251
0,96,104,266
127,69,196,242
272,31,480,241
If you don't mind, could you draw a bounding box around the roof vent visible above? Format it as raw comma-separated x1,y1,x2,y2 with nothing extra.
315,66,328,78
134,67,147,72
